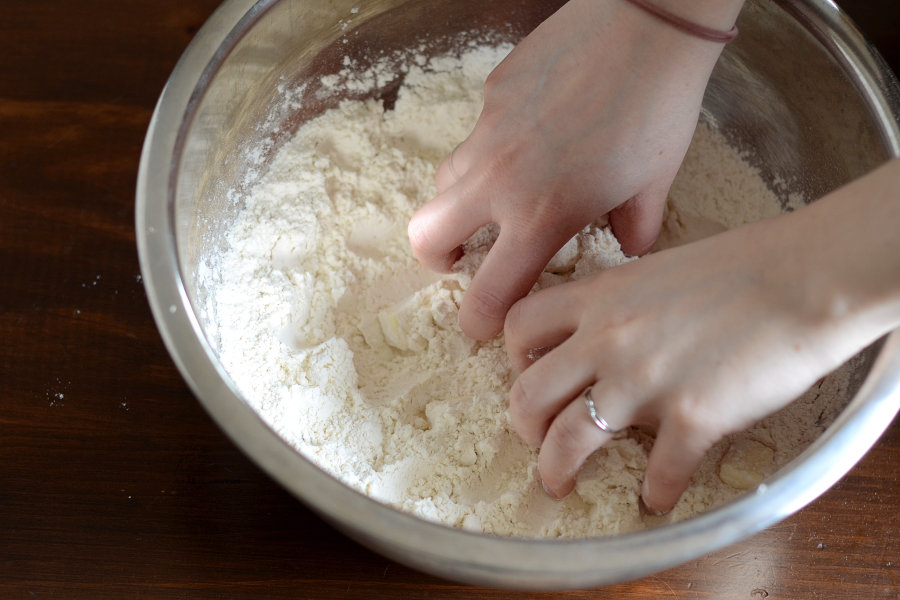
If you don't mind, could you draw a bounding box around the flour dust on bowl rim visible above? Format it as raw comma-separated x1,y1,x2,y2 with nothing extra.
136,0,900,590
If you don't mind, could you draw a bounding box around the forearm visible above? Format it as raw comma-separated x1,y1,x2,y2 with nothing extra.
774,158,900,364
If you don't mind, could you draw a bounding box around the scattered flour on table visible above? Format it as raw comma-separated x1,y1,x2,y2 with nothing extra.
206,44,854,538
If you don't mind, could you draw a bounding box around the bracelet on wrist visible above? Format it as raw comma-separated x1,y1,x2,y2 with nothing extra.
621,0,738,43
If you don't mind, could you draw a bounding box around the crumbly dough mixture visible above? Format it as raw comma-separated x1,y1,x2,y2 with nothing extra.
205,45,852,538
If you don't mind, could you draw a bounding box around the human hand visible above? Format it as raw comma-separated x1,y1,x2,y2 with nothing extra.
408,0,742,340
503,162,900,512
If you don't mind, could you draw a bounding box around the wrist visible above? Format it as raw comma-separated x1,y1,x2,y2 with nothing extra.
776,160,900,360
582,0,732,65
646,0,745,32
586,0,740,73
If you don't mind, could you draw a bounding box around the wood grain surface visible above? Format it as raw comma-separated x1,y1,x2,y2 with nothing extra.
1,1,899,598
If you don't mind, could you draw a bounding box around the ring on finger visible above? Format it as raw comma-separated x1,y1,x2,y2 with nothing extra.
583,386,624,435
448,143,462,181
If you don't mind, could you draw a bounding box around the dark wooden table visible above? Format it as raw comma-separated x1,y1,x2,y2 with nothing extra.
2,1,899,598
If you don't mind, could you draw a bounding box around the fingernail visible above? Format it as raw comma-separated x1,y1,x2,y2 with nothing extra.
541,480,571,501
640,480,669,516
639,495,670,517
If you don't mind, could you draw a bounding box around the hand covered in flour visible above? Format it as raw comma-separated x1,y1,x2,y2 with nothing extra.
408,0,744,340
504,158,900,513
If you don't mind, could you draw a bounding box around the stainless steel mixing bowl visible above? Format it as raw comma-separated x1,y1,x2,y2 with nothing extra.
136,0,900,589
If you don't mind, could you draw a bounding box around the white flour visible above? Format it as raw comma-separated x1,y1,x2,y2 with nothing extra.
206,45,853,538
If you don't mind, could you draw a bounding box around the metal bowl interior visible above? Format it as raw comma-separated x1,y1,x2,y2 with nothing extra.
136,0,900,590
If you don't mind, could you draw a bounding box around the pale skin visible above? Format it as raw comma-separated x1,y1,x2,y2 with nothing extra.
409,0,900,513
506,160,900,508
409,0,744,339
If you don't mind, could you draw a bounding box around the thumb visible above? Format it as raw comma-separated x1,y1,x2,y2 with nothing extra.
609,188,668,257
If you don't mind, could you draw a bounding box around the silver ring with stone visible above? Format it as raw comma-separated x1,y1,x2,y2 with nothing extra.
584,386,624,435
448,143,462,181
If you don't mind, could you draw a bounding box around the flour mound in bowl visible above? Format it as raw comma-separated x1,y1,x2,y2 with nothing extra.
206,44,852,537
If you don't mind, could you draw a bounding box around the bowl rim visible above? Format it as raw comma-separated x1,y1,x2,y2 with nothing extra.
136,0,900,589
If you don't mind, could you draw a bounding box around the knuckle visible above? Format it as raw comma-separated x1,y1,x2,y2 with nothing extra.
503,300,526,343
508,212,552,244
483,67,504,97
547,412,590,458
508,379,544,447
627,357,663,391
603,319,637,352
665,395,701,432
465,286,512,323
665,393,720,447
464,149,522,205
406,216,432,256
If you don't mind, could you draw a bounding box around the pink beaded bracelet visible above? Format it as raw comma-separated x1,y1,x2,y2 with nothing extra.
622,0,739,43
